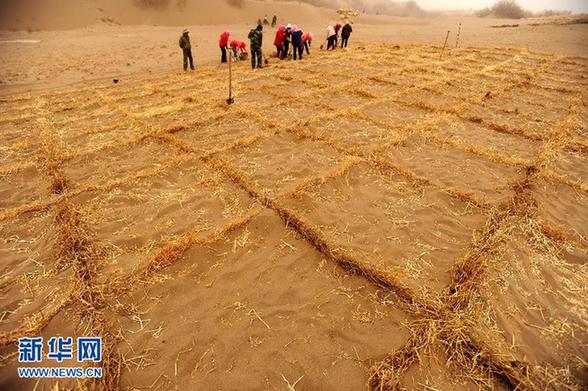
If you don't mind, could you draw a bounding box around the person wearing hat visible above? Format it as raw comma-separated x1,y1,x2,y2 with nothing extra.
291,25,304,61
219,31,231,63
282,24,292,59
178,29,194,71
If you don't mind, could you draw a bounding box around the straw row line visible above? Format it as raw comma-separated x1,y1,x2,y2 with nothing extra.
4,100,123,387
38,98,126,389
367,84,583,390
434,89,584,389
201,141,568,389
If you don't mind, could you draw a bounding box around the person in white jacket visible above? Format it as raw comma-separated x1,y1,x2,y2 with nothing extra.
326,24,337,50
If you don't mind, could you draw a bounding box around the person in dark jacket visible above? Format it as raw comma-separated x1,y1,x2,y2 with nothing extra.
178,29,194,71
283,24,292,59
291,25,303,61
248,24,264,69
341,21,353,48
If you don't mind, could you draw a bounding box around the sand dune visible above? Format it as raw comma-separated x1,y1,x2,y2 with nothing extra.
0,1,587,390
1,42,587,390
0,0,333,30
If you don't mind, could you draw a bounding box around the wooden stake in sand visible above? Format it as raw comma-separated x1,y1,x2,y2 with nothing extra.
456,23,462,47
226,48,234,105
440,30,450,59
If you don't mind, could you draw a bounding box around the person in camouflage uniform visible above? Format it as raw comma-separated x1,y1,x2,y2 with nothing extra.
178,29,194,71
248,24,264,70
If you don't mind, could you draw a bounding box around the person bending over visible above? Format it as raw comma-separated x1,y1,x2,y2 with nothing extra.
292,26,304,61
283,24,292,59
326,24,336,50
230,40,247,61
341,21,353,48
302,32,313,55
274,25,286,59
334,23,342,48
219,31,230,63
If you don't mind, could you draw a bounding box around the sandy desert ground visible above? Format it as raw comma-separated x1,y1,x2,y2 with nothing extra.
0,1,587,390
0,11,587,94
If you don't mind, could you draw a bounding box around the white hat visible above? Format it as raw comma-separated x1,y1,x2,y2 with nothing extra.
183,28,189,34
286,24,292,28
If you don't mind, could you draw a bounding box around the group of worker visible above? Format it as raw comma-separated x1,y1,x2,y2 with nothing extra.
273,24,313,61
325,21,353,50
218,25,265,69
218,30,250,64
178,20,353,71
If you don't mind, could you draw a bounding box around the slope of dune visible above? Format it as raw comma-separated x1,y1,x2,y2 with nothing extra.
1,0,588,390
0,0,334,31
293,0,428,16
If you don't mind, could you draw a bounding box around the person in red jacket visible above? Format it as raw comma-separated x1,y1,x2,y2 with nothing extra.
229,40,247,61
219,31,230,63
274,25,286,59
334,23,342,48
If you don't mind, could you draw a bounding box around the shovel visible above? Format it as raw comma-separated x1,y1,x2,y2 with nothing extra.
226,48,234,105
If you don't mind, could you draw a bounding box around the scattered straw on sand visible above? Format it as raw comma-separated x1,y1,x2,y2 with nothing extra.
1,42,587,390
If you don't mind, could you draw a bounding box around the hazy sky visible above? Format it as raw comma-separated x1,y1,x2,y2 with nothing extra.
417,0,588,12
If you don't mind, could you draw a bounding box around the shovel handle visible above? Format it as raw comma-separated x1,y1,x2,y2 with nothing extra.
228,46,233,103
